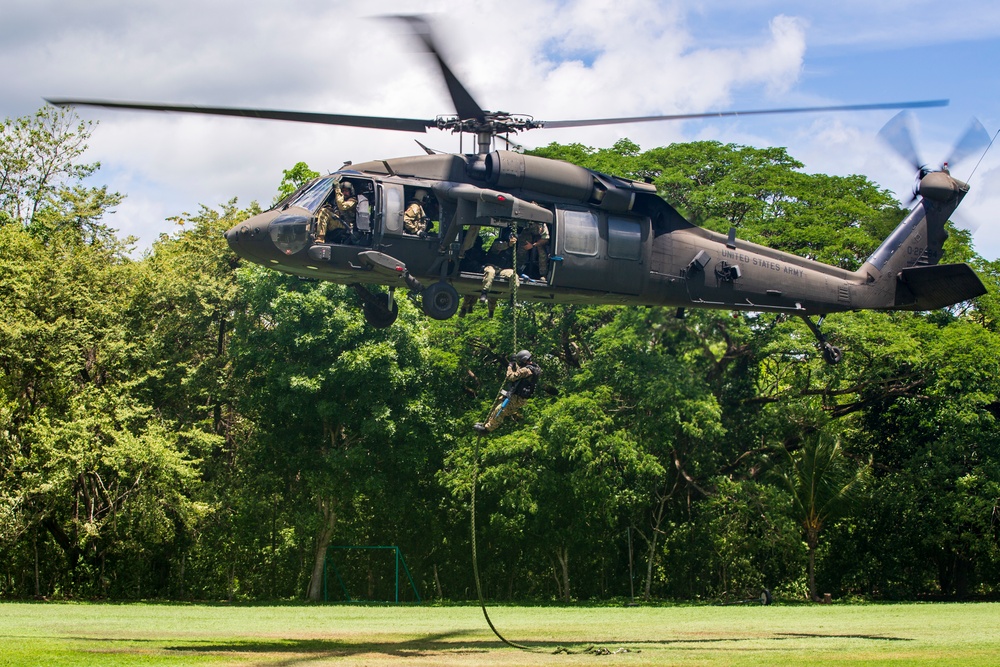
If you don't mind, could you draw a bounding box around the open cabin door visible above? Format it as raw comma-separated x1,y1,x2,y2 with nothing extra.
549,208,648,295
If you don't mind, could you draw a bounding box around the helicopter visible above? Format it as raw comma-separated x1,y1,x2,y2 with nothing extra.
47,16,988,364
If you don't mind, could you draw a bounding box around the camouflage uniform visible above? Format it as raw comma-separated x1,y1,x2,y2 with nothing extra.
335,186,357,228
315,204,344,243
517,221,550,278
481,265,517,292
403,202,427,235
481,363,536,432
475,233,518,316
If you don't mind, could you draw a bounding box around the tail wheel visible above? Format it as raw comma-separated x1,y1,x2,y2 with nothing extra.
422,281,459,320
822,343,843,365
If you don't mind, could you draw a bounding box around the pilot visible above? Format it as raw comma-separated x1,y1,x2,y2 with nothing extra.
474,350,542,434
334,180,358,233
474,228,518,318
404,189,431,236
517,221,550,279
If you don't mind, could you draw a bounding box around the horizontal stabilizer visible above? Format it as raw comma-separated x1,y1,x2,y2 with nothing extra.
895,263,986,310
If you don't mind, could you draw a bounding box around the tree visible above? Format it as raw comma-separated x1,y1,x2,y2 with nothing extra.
273,161,319,205
772,434,868,600
0,106,100,228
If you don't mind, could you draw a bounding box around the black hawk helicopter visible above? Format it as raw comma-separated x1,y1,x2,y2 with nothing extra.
48,16,988,364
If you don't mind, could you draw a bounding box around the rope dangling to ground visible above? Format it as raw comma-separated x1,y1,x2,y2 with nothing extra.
470,433,531,650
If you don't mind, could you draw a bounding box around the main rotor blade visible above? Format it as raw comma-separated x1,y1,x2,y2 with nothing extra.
877,110,923,172
391,15,487,123
45,98,433,133
542,99,949,130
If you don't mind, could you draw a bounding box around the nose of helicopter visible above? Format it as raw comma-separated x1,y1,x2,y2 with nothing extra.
224,210,280,261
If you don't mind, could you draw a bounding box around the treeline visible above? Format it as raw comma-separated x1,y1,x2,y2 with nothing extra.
1,108,999,603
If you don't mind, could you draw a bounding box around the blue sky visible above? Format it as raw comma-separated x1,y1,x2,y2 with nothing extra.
3,0,1000,258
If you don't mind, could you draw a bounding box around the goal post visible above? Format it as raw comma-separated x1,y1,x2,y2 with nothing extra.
323,545,421,603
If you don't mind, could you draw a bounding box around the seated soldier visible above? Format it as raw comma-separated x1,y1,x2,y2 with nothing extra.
404,189,431,236
465,228,517,318
333,180,357,242
316,180,357,244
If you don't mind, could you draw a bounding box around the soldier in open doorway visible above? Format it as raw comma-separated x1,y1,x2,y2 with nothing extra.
471,227,518,317
517,221,549,279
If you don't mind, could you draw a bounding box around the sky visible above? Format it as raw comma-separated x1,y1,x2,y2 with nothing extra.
4,0,1000,258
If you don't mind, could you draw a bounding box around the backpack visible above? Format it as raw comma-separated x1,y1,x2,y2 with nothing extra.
513,363,542,398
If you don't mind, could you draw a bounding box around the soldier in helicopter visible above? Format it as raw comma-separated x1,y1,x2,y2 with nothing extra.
316,178,357,244
517,220,549,279
404,189,433,236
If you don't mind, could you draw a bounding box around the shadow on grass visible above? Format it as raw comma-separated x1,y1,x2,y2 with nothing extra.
160,629,913,662
166,631,495,661
776,632,913,642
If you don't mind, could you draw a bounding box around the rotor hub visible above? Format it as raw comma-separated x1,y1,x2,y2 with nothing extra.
434,112,540,136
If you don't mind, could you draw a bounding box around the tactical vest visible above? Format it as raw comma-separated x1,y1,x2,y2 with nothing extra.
512,363,541,398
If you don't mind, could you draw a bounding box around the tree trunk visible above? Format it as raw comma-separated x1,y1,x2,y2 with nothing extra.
306,497,337,601
555,546,571,603
806,530,818,601
643,531,659,601
644,479,678,600
34,537,40,597
433,564,443,599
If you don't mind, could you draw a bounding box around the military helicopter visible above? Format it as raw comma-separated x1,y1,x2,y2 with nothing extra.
48,16,988,364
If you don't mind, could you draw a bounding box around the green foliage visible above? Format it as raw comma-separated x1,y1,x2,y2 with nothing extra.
2,110,999,603
273,161,319,205
0,106,103,228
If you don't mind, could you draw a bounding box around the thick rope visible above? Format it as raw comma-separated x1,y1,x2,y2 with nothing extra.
471,434,531,650
510,222,519,352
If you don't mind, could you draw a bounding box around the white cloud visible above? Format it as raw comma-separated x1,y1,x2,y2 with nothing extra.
3,0,999,258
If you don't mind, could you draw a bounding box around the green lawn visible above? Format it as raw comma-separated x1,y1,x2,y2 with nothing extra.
1,601,998,666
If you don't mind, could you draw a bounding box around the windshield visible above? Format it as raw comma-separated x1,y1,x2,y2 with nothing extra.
285,177,335,213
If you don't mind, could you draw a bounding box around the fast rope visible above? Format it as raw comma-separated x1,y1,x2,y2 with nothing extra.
469,436,605,655
470,434,531,650
469,230,526,648
509,221,519,352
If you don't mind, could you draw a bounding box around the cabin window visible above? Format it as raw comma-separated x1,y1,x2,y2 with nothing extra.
608,215,642,260
562,209,598,256
383,185,403,234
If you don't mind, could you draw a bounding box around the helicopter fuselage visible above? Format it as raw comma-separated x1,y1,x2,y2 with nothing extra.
225,150,985,346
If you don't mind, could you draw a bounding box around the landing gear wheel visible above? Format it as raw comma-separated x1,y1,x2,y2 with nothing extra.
821,343,843,365
363,299,398,328
760,589,773,606
421,281,459,320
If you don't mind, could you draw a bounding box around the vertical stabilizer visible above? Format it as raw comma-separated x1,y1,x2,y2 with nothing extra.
854,172,984,310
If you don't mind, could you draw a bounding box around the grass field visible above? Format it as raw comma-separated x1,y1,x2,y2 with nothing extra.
1,601,998,666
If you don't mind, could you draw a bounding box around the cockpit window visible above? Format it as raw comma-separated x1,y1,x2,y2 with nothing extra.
285,178,335,213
